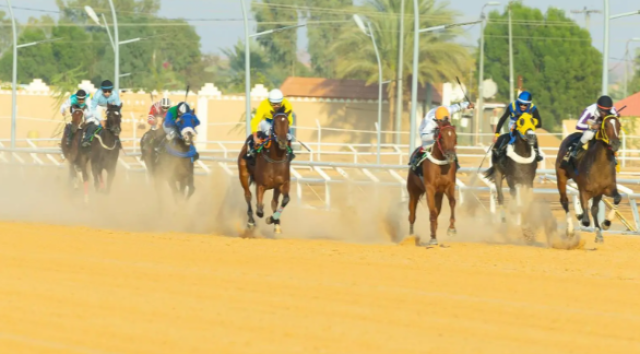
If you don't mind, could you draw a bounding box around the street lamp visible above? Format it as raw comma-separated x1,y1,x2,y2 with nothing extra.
394,0,405,145
408,11,482,153
508,1,515,102
625,38,640,97
241,0,306,137
602,0,640,95
477,2,500,141
85,3,120,93
353,14,384,164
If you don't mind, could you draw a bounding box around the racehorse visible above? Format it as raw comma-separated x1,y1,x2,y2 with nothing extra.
156,112,198,200
406,119,457,246
556,115,622,243
140,125,165,178
61,108,91,202
484,113,538,240
238,112,291,235
90,103,122,194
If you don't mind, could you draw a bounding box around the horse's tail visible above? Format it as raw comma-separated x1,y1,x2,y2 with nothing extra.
483,165,496,183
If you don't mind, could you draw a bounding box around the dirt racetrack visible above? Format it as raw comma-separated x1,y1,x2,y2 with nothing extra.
2,220,640,354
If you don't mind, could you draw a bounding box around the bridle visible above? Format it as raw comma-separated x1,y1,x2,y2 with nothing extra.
434,123,456,156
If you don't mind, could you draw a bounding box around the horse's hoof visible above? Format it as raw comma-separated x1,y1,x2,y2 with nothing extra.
581,219,590,227
428,238,439,246
266,216,273,225
602,220,611,230
274,225,282,235
595,234,604,244
447,228,457,237
256,211,264,218
247,222,255,230
576,214,583,221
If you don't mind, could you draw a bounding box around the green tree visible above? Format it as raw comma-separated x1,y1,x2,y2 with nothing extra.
628,48,640,95
332,0,472,132
252,0,299,77
482,3,602,131
222,40,274,93
0,19,57,83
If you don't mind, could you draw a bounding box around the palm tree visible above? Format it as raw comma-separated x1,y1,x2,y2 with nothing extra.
332,0,472,137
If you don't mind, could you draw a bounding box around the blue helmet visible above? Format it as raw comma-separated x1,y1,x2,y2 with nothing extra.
517,91,533,106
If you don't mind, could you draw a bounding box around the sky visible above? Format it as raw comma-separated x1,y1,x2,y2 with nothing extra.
11,0,640,81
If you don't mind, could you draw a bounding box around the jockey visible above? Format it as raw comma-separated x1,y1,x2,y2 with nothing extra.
570,95,618,160
247,88,295,161
163,102,199,141
60,89,93,146
492,91,543,162
84,80,121,147
148,97,172,130
410,101,474,169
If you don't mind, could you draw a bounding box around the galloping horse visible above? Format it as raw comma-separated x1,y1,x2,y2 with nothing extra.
140,124,165,178
90,103,122,194
157,112,198,200
484,113,538,238
61,108,91,202
556,115,622,243
407,119,457,246
238,112,291,235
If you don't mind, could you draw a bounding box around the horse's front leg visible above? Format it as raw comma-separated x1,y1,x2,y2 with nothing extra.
256,185,266,218
603,188,622,231
421,186,439,246
446,184,457,236
579,189,592,228
238,165,255,229
105,163,116,195
185,167,195,200
266,188,281,225
592,195,604,244
269,183,290,235
494,170,506,223
557,168,574,237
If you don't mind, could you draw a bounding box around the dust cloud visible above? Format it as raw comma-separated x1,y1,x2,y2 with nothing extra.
0,165,572,247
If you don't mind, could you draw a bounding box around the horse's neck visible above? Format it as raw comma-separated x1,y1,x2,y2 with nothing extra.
267,136,287,158
513,136,532,156
430,142,445,160
589,141,613,166
102,128,117,144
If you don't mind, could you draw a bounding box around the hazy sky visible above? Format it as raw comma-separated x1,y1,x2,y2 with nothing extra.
13,0,640,79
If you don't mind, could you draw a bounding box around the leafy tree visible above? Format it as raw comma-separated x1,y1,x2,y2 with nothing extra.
222,40,274,93
482,3,602,131
0,20,57,83
252,0,299,77
332,0,472,132
628,48,640,95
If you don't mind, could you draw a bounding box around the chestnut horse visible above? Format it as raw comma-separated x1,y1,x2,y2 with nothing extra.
407,119,457,246
238,112,291,235
556,115,622,243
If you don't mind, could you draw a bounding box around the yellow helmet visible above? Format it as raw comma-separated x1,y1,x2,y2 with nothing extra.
435,106,450,120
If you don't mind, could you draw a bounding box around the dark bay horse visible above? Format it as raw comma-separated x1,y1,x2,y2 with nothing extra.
61,108,91,202
407,119,457,246
157,112,198,200
90,104,122,194
140,126,165,178
556,115,622,243
484,113,538,240
238,112,291,235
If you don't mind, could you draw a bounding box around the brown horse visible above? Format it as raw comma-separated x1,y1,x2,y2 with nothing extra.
61,108,91,202
238,112,291,235
407,119,457,246
156,112,198,201
90,104,122,194
556,115,622,243
140,126,165,178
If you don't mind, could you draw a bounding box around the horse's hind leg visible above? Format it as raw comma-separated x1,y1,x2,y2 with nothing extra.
185,171,195,200
256,185,266,219
494,170,507,223
238,169,255,228
556,169,574,237
408,192,419,236
592,195,604,243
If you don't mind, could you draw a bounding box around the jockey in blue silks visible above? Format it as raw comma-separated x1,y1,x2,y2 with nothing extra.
84,80,122,147
492,91,543,162
161,102,201,160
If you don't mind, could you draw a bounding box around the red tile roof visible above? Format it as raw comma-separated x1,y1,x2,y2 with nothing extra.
280,77,442,103
616,91,640,117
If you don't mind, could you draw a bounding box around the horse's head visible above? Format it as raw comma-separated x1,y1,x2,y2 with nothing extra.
176,112,198,146
516,112,538,146
599,115,622,152
105,103,122,136
435,119,457,163
70,106,84,131
272,112,290,151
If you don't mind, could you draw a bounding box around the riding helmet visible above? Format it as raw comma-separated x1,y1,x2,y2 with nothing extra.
75,89,87,99
597,95,613,110
268,89,284,104
435,106,450,120
177,102,191,116
517,91,533,105
161,97,172,109
100,80,114,90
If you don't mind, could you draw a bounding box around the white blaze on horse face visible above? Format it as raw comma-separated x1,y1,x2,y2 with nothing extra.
448,131,452,137
609,119,618,138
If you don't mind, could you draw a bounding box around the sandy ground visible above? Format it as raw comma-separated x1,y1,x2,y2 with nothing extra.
1,221,640,354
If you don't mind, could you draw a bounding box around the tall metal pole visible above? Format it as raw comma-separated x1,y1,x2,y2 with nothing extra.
241,0,251,137
508,3,515,102
7,0,17,149
107,0,119,93
409,0,420,154
478,12,486,141
602,0,609,95
367,22,383,164
394,0,405,145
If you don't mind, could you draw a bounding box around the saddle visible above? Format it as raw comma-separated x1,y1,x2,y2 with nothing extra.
560,133,586,169
409,147,431,176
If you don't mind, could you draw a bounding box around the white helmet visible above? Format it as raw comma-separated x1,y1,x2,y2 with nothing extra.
161,97,171,109
177,102,190,116
268,89,284,104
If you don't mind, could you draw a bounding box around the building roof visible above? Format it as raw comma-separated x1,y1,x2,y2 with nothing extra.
616,91,640,117
280,77,442,103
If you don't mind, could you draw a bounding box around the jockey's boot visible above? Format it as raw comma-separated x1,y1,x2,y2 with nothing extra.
454,154,461,170
534,142,543,162
569,142,584,161
82,123,97,148
287,140,296,161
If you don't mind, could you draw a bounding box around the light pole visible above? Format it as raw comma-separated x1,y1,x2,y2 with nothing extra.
602,0,640,95
408,14,482,153
85,3,120,93
508,1,515,102
353,15,384,164
394,0,405,145
477,2,500,141
625,38,640,97
241,0,306,138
